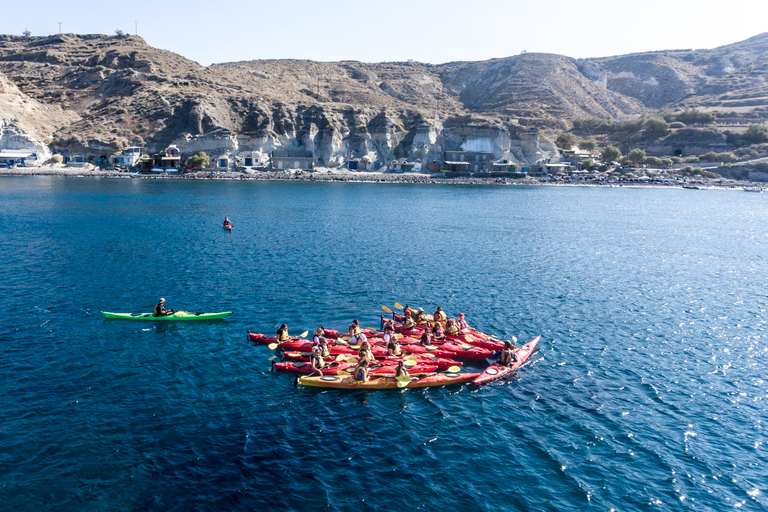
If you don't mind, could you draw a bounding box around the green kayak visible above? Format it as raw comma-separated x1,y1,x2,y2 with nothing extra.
101,311,232,321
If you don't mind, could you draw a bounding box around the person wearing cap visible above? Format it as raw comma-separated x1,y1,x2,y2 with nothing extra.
402,310,416,329
415,308,428,325
497,341,518,366
458,313,469,331
154,298,174,317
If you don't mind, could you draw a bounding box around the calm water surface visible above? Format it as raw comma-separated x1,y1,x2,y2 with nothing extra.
1,176,767,511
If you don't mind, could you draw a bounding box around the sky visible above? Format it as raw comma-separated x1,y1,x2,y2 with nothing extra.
1,0,766,66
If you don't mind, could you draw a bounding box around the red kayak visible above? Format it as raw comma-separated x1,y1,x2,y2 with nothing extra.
473,335,541,386
273,360,438,375
223,222,232,232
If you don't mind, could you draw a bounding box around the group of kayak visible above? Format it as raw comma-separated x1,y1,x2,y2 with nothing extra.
99,300,540,389
249,304,541,389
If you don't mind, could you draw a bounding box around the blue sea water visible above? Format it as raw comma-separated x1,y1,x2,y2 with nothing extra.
1,176,767,511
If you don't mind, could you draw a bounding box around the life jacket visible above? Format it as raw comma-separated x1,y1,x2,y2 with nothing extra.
277,329,289,342
434,311,447,323
416,313,428,325
404,318,415,328
446,323,459,335
154,304,166,317
499,348,516,366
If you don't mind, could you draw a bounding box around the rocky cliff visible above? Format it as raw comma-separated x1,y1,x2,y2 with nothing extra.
0,32,766,168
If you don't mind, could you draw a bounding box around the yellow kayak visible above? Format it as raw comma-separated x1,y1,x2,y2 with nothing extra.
298,372,479,390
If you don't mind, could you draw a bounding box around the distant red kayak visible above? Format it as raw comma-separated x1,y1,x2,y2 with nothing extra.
473,335,541,386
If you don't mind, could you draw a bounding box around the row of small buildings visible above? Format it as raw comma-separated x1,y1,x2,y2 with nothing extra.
103,146,532,174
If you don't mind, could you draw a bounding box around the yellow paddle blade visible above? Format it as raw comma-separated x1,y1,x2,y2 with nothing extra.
382,305,393,313
512,336,518,343
446,365,461,373
403,355,417,361
350,345,360,350
335,354,346,361
464,335,473,342
341,336,350,341
337,371,351,376
403,360,416,367
300,331,309,338
396,375,411,387
268,343,279,350
425,345,437,350
460,343,473,350
394,303,404,310
335,338,348,345
394,333,404,339
345,357,357,364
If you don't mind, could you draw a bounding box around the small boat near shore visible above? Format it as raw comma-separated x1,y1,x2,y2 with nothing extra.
102,311,232,320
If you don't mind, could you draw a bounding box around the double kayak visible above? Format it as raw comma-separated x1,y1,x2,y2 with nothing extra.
102,311,232,321
473,335,541,385
298,371,480,390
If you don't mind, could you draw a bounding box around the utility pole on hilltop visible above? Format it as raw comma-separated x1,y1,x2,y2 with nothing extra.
58,22,61,34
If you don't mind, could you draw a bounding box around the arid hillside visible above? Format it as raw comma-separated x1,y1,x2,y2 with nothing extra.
0,32,766,166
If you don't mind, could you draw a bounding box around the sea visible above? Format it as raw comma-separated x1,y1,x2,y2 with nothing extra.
1,176,766,511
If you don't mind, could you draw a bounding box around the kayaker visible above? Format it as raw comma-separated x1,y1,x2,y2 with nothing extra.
445,318,460,335
354,359,369,382
458,313,469,330
153,298,174,317
433,307,447,324
310,344,326,377
223,217,232,229
358,340,375,364
312,327,324,344
276,323,289,342
403,311,416,329
432,322,445,341
318,336,331,358
498,341,518,366
395,360,410,378
420,332,432,346
348,319,362,337
384,327,402,356
415,308,428,325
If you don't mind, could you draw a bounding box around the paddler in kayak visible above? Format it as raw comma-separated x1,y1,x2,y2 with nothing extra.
395,360,409,378
358,339,375,364
433,306,447,325
354,359,369,382
420,331,432,346
445,318,460,336
276,323,289,342
318,336,331,358
497,341,518,366
415,308,429,326
432,322,445,341
310,343,326,377
402,310,416,329
312,327,324,344
223,217,232,230
458,313,469,331
384,326,402,356
153,298,174,317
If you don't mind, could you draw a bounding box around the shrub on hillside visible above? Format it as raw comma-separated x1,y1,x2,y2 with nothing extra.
50,154,63,164
673,109,716,125
627,148,646,164
186,152,210,169
744,122,768,144
643,116,670,134
578,139,598,153
556,132,577,149
601,145,621,162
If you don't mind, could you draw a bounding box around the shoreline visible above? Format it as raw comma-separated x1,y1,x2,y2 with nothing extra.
0,165,763,190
